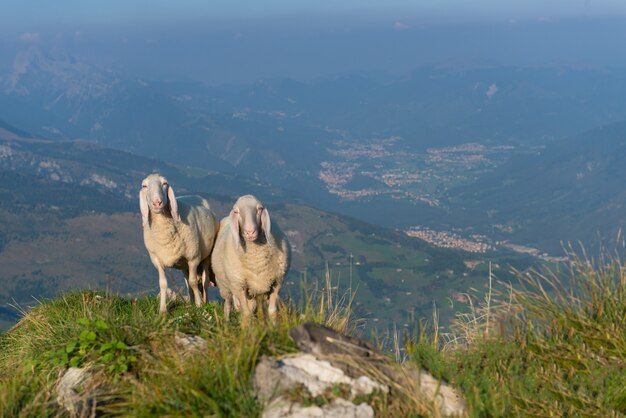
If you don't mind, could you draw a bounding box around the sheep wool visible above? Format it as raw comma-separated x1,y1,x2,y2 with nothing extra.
140,174,219,314
211,195,290,324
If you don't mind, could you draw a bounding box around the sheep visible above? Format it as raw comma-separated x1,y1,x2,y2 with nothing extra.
140,173,219,314
211,195,290,324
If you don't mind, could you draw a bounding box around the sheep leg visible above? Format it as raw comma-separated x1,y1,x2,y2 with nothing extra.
247,297,258,314
200,268,207,304
233,296,256,313
220,289,233,322
150,254,169,314
187,260,204,307
267,284,281,322
183,268,192,304
233,288,252,326
200,259,211,304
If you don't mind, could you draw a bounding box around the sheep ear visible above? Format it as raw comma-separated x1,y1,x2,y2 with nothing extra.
261,208,271,238
229,209,240,248
139,188,149,227
167,185,180,221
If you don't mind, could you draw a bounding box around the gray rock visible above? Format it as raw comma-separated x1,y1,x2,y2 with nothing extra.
253,355,295,403
281,353,385,397
290,322,380,359
174,331,208,352
56,367,96,417
288,322,467,417
253,354,386,404
410,367,468,417
263,398,374,418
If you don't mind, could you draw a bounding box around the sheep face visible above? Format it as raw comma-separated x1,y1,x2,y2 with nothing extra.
229,195,271,246
139,174,179,226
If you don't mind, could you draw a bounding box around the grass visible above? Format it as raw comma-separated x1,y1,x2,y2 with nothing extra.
408,251,626,417
1,252,625,417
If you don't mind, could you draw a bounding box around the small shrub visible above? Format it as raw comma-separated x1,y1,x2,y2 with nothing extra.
39,318,137,377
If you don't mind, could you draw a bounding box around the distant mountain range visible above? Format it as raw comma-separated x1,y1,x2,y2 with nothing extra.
5,47,626,190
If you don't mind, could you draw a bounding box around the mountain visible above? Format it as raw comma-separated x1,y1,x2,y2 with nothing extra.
223,67,626,147
0,120,536,331
0,47,337,185
8,48,626,240
447,121,626,253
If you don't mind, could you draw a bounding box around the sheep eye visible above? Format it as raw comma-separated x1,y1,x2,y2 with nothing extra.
141,184,147,188
162,182,168,186
257,207,264,213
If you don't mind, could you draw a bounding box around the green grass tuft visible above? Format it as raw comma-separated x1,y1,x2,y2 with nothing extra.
406,251,626,417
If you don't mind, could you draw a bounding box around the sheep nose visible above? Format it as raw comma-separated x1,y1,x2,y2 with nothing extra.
245,228,256,235
153,198,162,207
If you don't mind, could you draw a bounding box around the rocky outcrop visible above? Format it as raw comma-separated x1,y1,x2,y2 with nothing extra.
263,397,374,418
254,353,381,418
253,322,467,417
56,367,98,417
174,331,208,353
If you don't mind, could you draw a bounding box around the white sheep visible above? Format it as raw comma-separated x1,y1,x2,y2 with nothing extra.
140,174,219,314
211,195,290,324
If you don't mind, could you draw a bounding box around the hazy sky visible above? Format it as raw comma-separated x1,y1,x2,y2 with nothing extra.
3,0,626,28
2,1,626,84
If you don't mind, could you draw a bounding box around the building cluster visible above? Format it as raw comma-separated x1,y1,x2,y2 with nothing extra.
406,227,492,253
319,139,518,210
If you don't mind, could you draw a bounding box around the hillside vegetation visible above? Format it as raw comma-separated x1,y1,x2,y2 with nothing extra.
1,252,624,416
449,121,626,253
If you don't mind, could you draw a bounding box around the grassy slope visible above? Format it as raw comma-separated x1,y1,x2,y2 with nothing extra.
412,254,626,416
1,254,625,417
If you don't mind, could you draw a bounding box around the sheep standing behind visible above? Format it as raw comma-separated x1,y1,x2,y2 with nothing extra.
140,174,219,314
211,195,290,324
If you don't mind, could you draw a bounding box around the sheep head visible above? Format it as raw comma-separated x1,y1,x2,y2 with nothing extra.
139,174,180,226
229,195,271,247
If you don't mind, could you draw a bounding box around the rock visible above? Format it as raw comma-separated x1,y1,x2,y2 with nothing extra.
289,322,394,379
263,398,374,418
415,368,467,417
253,355,293,403
290,322,380,359
56,367,96,417
253,354,386,404
174,332,208,352
288,322,467,417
